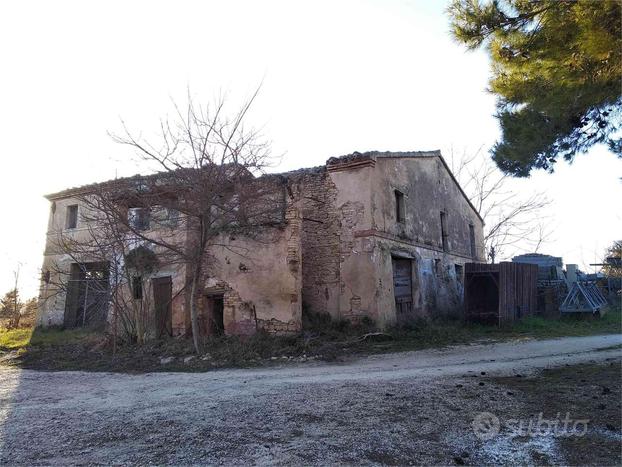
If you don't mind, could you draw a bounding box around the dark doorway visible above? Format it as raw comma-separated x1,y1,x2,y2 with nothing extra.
465,273,499,324
152,276,173,338
64,262,110,328
392,257,413,315
205,295,225,336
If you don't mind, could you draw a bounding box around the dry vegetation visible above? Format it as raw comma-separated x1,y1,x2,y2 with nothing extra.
1,307,620,373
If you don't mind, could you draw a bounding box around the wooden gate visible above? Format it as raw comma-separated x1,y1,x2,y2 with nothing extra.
392,257,413,315
64,262,110,328
152,276,173,338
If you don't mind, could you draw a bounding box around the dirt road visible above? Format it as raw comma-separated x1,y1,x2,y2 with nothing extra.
1,334,620,465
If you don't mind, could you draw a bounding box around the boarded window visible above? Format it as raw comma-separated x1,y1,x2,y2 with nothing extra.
66,205,78,229
395,190,405,223
440,211,448,252
132,276,143,300
469,224,476,258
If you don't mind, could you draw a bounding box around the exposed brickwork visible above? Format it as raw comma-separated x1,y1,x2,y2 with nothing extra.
257,318,300,334
286,169,341,316
223,288,257,336
284,203,302,274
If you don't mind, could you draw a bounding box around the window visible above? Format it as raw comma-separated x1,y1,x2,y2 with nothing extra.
434,258,442,276
395,190,405,223
129,207,150,231
66,205,78,229
469,224,476,259
132,276,143,300
440,211,448,252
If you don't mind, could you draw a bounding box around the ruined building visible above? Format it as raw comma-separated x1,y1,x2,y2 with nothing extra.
38,151,485,338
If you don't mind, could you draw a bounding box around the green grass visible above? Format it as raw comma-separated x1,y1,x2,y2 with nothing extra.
341,306,622,355
510,309,622,337
0,327,100,351
0,328,33,350
28,328,98,346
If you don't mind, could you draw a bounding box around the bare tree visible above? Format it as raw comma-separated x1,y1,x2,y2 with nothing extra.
47,91,279,354
11,266,20,328
602,240,622,278
449,147,552,262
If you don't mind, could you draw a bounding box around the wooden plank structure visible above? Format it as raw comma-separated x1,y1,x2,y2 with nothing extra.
464,262,538,325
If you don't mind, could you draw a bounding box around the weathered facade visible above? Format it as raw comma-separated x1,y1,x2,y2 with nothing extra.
38,150,484,337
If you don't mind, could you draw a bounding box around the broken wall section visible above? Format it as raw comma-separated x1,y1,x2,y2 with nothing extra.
286,168,342,320
198,199,303,336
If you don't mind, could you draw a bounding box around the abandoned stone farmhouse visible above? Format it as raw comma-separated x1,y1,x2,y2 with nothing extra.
37,151,485,338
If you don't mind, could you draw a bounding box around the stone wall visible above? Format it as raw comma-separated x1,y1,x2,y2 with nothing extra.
286,168,342,319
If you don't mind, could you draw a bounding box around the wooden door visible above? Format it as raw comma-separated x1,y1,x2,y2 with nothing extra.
392,257,413,315
152,276,173,338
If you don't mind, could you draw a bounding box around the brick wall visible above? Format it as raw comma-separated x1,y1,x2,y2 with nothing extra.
286,169,341,317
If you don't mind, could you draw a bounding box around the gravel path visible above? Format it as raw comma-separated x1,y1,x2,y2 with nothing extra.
1,334,620,465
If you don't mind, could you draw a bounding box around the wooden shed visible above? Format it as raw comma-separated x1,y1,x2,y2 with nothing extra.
464,262,538,325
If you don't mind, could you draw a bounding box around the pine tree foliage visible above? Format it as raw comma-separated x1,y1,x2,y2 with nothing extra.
448,0,621,176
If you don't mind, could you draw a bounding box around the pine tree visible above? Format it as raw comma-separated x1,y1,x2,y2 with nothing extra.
448,0,622,176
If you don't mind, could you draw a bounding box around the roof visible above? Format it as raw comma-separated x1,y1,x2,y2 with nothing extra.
45,173,155,201
329,150,441,164
44,149,484,223
44,165,254,201
513,253,564,267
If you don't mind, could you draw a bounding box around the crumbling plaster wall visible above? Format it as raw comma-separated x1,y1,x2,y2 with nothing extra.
365,156,484,322
296,154,485,328
38,196,96,327
327,165,377,322
37,254,68,327
201,205,302,336
369,241,466,325
371,156,484,259
37,195,189,334
38,152,484,335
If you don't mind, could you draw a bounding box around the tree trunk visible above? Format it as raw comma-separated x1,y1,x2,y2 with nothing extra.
189,269,202,354
11,291,20,329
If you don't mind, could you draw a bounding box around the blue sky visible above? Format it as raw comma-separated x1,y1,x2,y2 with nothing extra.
1,0,620,297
